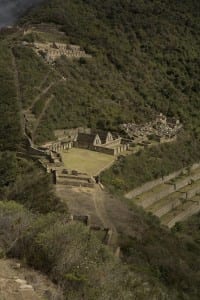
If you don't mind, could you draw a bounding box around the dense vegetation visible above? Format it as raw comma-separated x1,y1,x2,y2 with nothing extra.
0,0,199,299
0,201,170,300
17,0,200,142
119,210,200,300
0,40,21,150
102,133,200,193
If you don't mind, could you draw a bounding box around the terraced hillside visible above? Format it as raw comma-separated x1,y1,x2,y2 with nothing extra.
127,164,200,228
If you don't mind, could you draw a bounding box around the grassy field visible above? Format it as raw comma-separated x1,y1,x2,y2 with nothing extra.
61,148,115,175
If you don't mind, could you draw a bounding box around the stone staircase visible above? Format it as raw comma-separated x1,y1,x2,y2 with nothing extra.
129,165,200,228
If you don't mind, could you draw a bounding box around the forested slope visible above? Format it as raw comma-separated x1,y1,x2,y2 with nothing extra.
0,1,200,299
19,0,200,141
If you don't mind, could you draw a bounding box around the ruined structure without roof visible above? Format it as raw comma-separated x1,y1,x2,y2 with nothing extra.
31,42,91,63
120,113,182,144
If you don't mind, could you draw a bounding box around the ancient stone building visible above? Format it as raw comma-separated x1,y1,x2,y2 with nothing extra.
41,129,129,156
31,42,91,63
76,131,129,155
76,133,101,149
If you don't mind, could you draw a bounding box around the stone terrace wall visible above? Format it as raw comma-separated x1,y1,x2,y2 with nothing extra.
135,168,200,209
167,203,200,228
125,163,200,199
155,198,182,218
186,185,200,200
140,184,175,208
125,173,176,200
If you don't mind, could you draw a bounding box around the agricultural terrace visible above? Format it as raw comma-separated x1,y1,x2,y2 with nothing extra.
61,148,115,175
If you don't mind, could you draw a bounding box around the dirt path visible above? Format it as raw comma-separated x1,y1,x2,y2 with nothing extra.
56,183,137,238
93,185,117,231
29,82,55,110
11,48,25,136
37,71,50,91
32,94,54,138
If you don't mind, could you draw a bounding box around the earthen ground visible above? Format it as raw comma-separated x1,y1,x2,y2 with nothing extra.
61,148,114,175
0,258,62,300
56,184,137,237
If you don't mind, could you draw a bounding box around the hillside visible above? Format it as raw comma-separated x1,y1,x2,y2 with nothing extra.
11,0,199,143
0,0,200,299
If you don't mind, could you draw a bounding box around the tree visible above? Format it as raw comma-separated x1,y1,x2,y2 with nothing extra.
0,152,17,188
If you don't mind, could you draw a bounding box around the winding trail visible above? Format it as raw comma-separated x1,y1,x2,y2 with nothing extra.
36,71,50,90
32,94,54,138
29,82,55,110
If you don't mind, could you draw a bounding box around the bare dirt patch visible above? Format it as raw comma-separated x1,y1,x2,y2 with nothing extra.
56,184,137,238
0,258,63,300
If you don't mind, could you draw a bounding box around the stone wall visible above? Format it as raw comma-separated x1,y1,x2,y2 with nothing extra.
56,178,95,188
94,146,115,155
28,146,49,158
174,177,191,190
186,185,200,200
155,198,182,218
140,184,175,208
167,202,200,228
125,163,200,199
126,177,163,199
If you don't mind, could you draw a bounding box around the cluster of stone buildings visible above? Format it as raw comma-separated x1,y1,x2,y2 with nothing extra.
41,128,129,156
120,113,182,144
31,42,91,63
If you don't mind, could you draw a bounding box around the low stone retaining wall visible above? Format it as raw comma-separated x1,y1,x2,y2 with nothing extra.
58,174,94,182
191,172,200,181
155,198,182,218
174,177,191,190
167,202,200,228
125,163,200,200
56,178,95,188
186,185,200,200
140,184,175,208
29,146,49,157
126,170,182,199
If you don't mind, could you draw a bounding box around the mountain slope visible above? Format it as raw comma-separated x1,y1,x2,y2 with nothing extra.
19,0,200,137
0,1,200,299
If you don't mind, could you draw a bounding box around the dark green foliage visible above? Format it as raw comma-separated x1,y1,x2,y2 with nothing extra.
0,152,17,188
120,216,200,300
0,1,199,299
102,133,200,193
20,0,200,139
0,157,67,214
0,41,21,150
12,46,54,108
0,202,166,300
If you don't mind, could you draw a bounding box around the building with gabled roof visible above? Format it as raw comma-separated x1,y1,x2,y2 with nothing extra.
76,132,101,149
76,131,129,155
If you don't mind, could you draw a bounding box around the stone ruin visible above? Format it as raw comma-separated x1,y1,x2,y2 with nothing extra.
120,113,183,144
30,42,91,63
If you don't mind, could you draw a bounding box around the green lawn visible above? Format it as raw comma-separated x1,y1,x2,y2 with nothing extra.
61,148,115,175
